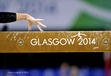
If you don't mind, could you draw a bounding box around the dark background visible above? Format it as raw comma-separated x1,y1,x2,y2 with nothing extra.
0,53,104,69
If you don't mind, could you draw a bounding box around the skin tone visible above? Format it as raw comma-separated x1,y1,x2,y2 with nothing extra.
16,13,47,32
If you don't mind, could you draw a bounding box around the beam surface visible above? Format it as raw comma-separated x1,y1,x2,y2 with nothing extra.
0,31,110,53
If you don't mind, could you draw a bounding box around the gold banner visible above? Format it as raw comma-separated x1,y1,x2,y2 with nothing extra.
0,31,110,53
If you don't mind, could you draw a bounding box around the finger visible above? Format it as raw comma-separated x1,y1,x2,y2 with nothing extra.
28,25,31,32
36,19,44,22
37,25,43,32
27,21,32,31
36,22,47,28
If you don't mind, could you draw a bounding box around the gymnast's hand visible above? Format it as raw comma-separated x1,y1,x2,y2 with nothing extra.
16,13,47,32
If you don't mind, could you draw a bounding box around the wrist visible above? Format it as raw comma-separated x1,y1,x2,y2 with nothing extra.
16,13,29,21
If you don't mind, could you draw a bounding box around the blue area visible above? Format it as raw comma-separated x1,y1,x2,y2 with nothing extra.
0,68,105,76
90,69,105,76
0,70,3,76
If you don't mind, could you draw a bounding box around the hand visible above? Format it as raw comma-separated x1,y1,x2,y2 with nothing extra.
26,15,47,32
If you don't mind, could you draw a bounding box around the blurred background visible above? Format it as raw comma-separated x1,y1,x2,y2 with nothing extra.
0,53,111,76
0,0,111,76
0,0,111,31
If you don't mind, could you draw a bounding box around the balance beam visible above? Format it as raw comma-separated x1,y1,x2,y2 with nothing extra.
0,31,110,53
